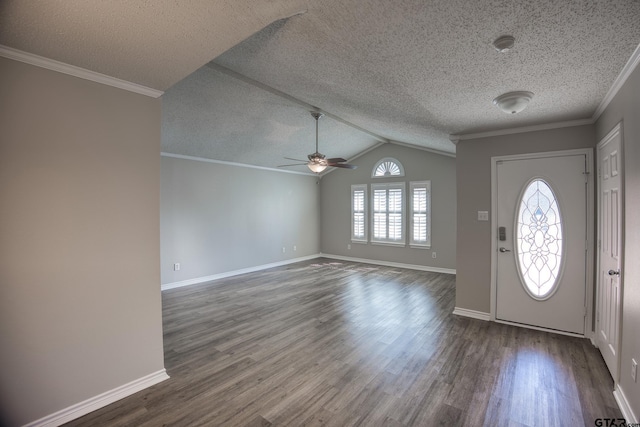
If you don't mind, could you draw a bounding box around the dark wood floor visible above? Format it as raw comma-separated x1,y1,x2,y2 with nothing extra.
66,258,621,426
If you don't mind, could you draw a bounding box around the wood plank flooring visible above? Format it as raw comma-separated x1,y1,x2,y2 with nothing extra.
65,259,621,426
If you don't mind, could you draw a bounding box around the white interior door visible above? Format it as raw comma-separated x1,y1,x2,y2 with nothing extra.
597,124,623,380
495,154,588,334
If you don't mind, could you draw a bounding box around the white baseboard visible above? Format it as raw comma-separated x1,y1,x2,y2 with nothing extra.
161,254,321,291
319,253,456,275
614,383,638,424
452,307,491,321
25,369,169,427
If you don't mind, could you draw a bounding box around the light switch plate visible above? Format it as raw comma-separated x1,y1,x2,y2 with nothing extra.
478,211,489,221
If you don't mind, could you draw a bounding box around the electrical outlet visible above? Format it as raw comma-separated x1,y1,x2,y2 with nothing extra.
632,359,637,382
432,252,437,259
282,247,286,253
174,263,180,271
348,244,351,250
293,245,297,251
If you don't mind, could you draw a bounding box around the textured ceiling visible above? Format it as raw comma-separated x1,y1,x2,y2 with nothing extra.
162,64,378,174
0,0,307,90
3,0,640,171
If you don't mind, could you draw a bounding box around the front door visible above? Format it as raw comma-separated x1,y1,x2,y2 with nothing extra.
596,124,623,380
495,153,588,334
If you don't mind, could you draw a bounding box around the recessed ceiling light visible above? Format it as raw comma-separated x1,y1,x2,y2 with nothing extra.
493,35,515,53
493,91,534,114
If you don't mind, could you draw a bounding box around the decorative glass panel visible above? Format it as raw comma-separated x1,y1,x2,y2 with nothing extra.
516,179,563,299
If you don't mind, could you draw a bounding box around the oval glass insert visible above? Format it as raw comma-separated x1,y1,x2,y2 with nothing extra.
516,179,563,299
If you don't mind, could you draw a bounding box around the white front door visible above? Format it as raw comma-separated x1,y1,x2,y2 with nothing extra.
495,154,588,334
597,124,623,380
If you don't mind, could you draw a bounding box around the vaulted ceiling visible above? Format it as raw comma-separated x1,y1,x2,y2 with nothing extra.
2,1,640,174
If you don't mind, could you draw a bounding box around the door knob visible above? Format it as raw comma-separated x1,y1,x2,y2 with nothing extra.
499,247,511,253
608,269,620,276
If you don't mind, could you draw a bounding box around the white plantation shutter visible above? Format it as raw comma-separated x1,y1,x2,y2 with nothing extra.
388,188,402,240
351,185,367,242
371,183,405,244
410,181,431,247
373,188,387,239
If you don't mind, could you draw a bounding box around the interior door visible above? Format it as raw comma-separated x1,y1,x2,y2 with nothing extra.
495,154,588,334
597,125,623,380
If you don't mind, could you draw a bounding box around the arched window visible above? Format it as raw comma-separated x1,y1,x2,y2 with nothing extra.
372,158,404,178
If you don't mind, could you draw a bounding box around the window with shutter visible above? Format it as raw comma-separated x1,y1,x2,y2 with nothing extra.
351,185,367,242
410,181,431,248
372,158,404,177
371,183,405,245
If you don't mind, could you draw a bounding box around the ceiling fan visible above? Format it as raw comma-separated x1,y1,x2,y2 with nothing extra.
279,111,357,173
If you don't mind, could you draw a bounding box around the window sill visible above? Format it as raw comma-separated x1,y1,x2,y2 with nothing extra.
351,240,368,244
371,241,406,248
410,244,431,249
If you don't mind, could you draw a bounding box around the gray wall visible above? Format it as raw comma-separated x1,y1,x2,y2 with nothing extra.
320,143,456,270
455,125,596,313
0,58,165,426
596,62,640,419
160,156,320,285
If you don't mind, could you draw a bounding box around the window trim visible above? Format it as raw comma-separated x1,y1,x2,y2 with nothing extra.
371,182,406,246
351,184,368,243
409,180,431,248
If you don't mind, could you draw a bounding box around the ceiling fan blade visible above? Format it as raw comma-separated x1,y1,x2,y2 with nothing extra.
326,157,347,163
277,163,307,168
284,157,307,162
330,163,357,169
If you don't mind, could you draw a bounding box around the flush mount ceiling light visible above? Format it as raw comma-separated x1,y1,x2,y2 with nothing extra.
493,91,534,114
493,35,515,53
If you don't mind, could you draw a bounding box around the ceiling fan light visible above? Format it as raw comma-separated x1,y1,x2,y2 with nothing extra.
307,161,327,173
492,91,534,114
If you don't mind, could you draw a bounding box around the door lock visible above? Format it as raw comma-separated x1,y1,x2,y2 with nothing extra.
498,226,506,241
499,247,511,253
608,269,620,276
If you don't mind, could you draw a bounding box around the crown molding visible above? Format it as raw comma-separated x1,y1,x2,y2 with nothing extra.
161,152,317,176
592,41,640,121
0,45,163,98
450,118,594,142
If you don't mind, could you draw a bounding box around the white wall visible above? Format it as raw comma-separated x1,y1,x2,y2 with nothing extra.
0,58,165,426
160,155,320,286
320,143,456,270
596,61,640,420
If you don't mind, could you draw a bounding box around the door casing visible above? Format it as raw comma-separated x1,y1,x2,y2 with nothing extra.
490,148,595,338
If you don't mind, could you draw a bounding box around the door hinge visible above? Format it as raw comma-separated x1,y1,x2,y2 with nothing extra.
584,306,588,318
